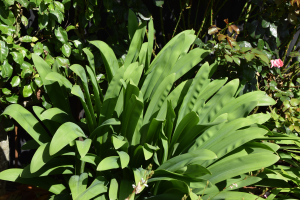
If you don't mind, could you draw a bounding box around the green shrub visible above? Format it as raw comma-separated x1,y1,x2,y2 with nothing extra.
0,19,279,200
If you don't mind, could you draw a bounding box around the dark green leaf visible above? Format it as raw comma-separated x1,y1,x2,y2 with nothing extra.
10,76,20,87
232,56,240,65
1,60,13,81
62,43,71,57
38,14,48,30
261,19,270,28
269,23,278,38
50,122,86,155
54,1,64,13
23,84,33,97
11,52,24,65
0,41,9,63
2,88,11,95
244,52,255,61
5,94,18,103
128,9,138,40
224,55,233,63
97,156,121,171
154,0,164,7
33,42,44,55
34,77,43,87
55,26,68,44
2,104,50,144
66,25,76,32
257,39,264,50
50,8,64,23
256,54,269,65
0,4,15,25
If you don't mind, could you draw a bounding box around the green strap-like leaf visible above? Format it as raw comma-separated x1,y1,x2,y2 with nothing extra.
146,18,154,71
45,72,73,92
143,73,176,126
75,177,108,200
32,106,60,136
198,79,239,124
202,191,264,200
70,64,96,128
117,151,130,169
170,48,210,81
109,178,118,200
99,66,125,124
76,139,92,158
170,112,199,155
89,41,119,83
41,107,74,124
121,94,143,145
128,9,138,40
201,127,269,167
0,168,66,194
176,62,210,126
143,34,186,101
202,152,279,184
124,22,147,68
50,122,86,155
69,173,88,200
97,156,121,171
21,157,73,178
83,48,96,74
90,118,121,140
138,43,148,71
145,30,194,74
2,104,50,145
158,149,217,172
86,65,103,120
30,142,74,173
32,53,71,114
71,85,94,133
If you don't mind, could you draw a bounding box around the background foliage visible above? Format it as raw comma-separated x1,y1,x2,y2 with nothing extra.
1,0,300,199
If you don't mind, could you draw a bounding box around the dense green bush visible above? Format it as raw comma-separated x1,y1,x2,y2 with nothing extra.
1,0,300,199
0,21,281,199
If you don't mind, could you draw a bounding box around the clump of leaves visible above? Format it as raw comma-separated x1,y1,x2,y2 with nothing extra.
0,17,279,200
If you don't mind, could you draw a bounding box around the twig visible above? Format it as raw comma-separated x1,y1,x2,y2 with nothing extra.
172,9,183,37
193,0,201,29
188,0,192,29
190,0,212,49
243,3,252,37
179,0,187,30
159,7,166,45
213,0,229,18
283,27,298,64
210,0,213,26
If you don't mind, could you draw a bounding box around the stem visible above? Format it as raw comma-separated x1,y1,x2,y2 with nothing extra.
188,0,192,29
193,0,201,29
75,144,86,175
283,60,299,74
289,68,300,86
14,123,18,167
159,7,167,45
238,2,249,20
172,9,183,37
213,0,229,18
167,0,183,31
145,29,157,57
243,4,252,37
179,0,187,30
191,0,212,49
282,27,298,64
210,0,213,26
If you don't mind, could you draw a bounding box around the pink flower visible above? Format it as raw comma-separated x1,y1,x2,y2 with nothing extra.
270,59,283,68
